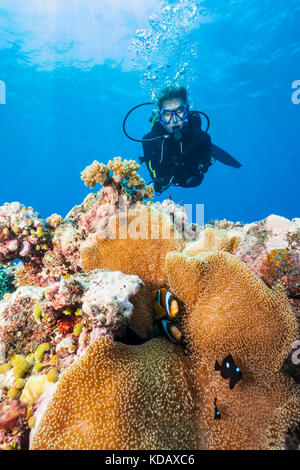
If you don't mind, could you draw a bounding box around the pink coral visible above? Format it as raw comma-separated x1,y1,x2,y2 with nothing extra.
0,399,27,430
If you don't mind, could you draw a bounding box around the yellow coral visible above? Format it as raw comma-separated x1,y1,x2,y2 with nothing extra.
20,375,47,406
13,355,30,379
7,387,20,399
33,303,43,323
15,378,26,389
81,205,184,283
28,416,36,429
0,363,11,374
47,368,58,383
31,337,198,450
34,343,50,363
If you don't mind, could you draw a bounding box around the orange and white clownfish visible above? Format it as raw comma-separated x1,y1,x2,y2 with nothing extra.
152,288,179,321
161,319,182,344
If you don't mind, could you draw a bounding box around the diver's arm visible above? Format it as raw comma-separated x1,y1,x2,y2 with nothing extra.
142,136,174,187
142,138,161,181
184,132,212,176
198,132,212,172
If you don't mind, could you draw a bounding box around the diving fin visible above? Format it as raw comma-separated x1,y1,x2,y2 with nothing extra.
211,144,242,168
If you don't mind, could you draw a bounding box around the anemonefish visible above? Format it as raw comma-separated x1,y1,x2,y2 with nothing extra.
161,319,182,344
214,354,243,390
214,398,221,420
151,288,181,344
152,288,179,320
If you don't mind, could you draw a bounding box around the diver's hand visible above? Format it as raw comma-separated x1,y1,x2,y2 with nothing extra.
153,178,170,195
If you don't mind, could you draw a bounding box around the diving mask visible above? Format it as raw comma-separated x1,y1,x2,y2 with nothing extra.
159,104,189,125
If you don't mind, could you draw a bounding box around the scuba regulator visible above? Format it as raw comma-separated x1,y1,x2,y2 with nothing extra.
122,102,210,143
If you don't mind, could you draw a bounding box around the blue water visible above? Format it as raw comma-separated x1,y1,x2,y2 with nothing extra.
0,0,299,224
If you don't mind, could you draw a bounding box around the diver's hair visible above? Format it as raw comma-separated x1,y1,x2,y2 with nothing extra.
157,85,188,109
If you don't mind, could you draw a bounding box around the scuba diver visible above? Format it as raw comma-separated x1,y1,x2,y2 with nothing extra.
123,85,242,194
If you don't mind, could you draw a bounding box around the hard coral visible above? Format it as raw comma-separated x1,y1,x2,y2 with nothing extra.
14,262,49,288
233,215,299,295
42,270,143,337
31,336,198,450
0,269,142,364
0,286,47,358
260,248,300,297
0,202,52,264
166,250,300,449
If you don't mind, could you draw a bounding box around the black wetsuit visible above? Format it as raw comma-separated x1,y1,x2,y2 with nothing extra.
142,111,212,193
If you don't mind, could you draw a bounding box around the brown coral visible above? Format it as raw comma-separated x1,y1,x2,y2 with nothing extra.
80,158,154,201
166,250,300,449
31,336,198,450
81,160,109,188
80,204,185,337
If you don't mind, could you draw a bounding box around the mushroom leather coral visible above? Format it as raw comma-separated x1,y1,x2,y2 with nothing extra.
31,336,199,450
183,227,239,256
80,205,184,337
166,251,300,450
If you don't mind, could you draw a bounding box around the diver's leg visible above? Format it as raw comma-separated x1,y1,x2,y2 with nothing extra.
180,173,204,188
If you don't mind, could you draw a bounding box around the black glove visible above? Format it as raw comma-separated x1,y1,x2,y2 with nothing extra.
153,178,170,195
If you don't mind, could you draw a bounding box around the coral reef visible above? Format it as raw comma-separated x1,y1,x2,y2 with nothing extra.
0,268,143,449
0,270,142,361
260,248,300,297
0,158,299,450
151,199,200,241
185,215,300,298
0,158,156,290
233,215,299,297
0,202,50,264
